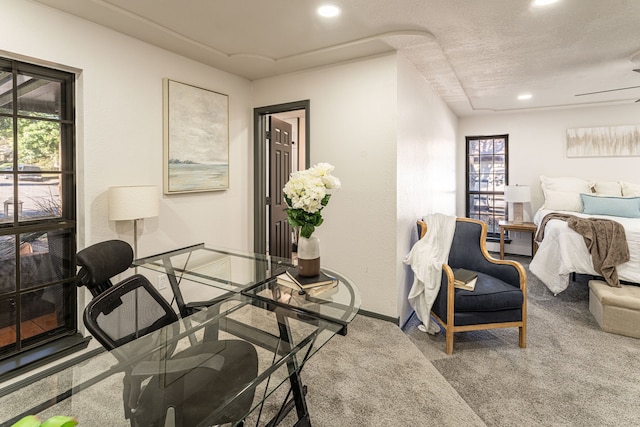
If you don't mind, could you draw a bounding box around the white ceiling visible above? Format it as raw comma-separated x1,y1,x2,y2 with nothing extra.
32,0,640,116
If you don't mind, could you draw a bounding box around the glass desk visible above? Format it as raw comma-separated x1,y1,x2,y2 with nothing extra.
1,244,360,427
132,243,361,332
245,267,360,335
133,243,293,293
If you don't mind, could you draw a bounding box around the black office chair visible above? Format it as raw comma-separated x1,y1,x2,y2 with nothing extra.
417,218,527,354
79,240,259,426
76,239,229,314
77,239,133,297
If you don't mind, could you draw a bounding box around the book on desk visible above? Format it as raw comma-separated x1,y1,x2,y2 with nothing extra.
453,268,477,291
276,269,338,296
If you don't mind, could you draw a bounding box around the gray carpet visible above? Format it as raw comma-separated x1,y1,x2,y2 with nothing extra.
1,314,485,427
4,256,640,426
278,315,485,426
405,255,640,427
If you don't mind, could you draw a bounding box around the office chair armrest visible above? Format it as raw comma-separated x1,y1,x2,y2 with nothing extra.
184,293,234,315
131,353,225,376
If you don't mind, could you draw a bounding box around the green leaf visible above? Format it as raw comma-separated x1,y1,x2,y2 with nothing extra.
41,417,78,427
287,208,324,237
301,223,315,238
11,416,41,427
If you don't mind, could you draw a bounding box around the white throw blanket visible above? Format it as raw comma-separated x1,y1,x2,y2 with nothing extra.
404,213,456,333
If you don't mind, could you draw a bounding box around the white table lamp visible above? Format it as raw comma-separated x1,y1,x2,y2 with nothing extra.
504,185,530,224
108,185,159,257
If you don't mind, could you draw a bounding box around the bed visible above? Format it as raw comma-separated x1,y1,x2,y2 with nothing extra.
528,176,640,295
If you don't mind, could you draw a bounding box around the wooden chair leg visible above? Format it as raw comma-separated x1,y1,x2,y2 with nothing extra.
519,326,526,348
445,328,454,355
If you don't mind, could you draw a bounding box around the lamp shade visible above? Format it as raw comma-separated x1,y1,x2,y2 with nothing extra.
504,185,531,203
108,185,159,221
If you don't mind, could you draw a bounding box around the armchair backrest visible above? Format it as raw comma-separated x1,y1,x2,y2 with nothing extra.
447,219,488,270
76,240,133,297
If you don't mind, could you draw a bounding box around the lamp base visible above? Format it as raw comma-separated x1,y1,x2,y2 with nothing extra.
513,202,524,224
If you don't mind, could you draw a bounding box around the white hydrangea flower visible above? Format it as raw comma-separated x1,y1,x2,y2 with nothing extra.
321,174,341,190
283,163,340,236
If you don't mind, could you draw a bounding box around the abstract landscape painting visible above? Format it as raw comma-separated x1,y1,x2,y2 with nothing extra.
164,79,229,193
566,125,640,157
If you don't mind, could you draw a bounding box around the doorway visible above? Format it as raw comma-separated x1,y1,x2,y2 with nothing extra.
253,100,310,256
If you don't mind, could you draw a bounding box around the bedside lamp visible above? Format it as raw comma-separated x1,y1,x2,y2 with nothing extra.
504,185,530,224
108,185,159,258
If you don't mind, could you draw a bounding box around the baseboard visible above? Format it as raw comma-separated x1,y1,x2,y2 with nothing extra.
357,309,399,325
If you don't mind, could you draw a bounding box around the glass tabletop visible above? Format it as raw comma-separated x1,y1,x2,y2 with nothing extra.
133,244,361,330
245,266,361,334
0,294,344,426
132,243,294,293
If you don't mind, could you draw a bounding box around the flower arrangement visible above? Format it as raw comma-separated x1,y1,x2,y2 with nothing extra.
283,163,341,238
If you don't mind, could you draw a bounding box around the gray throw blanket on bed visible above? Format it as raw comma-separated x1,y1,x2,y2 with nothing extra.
536,213,630,287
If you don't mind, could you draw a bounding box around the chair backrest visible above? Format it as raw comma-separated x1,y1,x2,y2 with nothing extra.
83,274,179,351
447,219,488,271
76,240,134,297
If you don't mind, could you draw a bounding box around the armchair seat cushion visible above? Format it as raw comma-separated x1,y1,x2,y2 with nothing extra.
454,272,523,312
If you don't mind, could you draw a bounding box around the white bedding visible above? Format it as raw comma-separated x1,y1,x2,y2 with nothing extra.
529,209,640,294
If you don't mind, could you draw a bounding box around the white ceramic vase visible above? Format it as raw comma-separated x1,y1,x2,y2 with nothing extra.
297,234,320,277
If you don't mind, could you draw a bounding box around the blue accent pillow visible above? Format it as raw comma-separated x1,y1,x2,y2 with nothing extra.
580,194,640,218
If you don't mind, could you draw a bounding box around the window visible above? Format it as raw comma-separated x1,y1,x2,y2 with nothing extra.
0,57,77,365
466,135,508,237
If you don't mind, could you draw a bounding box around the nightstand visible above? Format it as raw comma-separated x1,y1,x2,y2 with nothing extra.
498,221,538,259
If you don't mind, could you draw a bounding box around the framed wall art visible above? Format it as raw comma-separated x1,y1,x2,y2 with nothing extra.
566,125,640,157
163,79,229,194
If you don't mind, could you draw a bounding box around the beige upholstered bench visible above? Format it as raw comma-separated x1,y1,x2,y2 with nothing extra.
589,280,640,339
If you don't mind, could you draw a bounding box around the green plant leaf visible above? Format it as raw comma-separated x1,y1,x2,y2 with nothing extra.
41,416,78,427
301,223,315,238
11,416,41,427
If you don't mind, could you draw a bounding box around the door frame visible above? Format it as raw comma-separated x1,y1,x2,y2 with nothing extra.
253,100,310,255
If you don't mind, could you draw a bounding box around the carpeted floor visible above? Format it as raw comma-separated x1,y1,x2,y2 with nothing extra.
404,255,640,427
281,314,485,426
3,255,639,426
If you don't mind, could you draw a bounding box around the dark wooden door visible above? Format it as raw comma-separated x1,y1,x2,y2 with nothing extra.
269,117,293,258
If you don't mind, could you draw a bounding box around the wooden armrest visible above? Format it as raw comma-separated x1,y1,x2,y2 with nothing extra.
417,220,427,239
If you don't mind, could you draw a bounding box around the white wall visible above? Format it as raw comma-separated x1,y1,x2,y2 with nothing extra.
253,55,399,317
6,0,460,321
253,53,458,320
396,54,457,325
4,0,254,312
458,103,640,254
4,0,253,253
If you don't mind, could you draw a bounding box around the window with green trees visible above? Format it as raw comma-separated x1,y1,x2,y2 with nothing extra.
0,57,77,370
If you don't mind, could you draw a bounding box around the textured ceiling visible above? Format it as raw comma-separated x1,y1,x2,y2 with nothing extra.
32,0,640,116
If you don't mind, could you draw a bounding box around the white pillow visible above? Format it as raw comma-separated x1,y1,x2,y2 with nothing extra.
593,181,622,196
540,176,594,193
621,181,640,197
540,176,593,210
543,190,583,212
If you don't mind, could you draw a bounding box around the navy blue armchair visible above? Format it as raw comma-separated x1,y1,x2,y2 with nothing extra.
417,218,527,354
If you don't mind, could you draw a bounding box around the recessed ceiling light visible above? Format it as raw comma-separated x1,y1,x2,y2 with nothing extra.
533,0,559,7
518,93,533,100
317,4,341,18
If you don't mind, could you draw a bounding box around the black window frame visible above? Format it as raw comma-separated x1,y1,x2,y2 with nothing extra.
465,134,509,239
0,56,77,366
